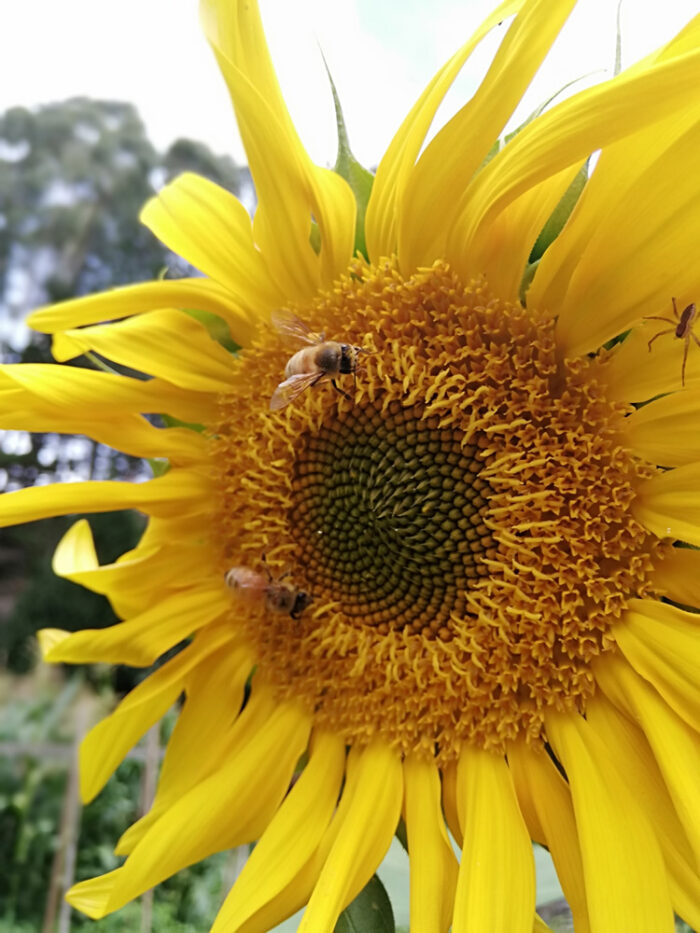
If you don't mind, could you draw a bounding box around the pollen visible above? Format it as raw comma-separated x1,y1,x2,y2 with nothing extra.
213,258,667,761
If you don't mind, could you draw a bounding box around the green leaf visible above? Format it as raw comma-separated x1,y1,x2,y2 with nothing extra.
323,54,374,261
528,160,589,265
334,875,395,933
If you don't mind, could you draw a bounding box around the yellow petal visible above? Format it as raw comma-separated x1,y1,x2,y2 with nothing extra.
52,309,236,394
211,730,346,932
0,364,218,424
402,0,577,271
586,684,700,931
200,0,354,293
650,545,700,609
527,14,700,330
72,699,311,917
27,277,246,337
453,748,534,933
450,45,700,296
614,599,700,733
625,389,700,466
441,761,463,846
67,868,122,919
459,163,581,302
0,400,207,464
403,754,459,933
139,172,281,314
634,462,700,545
545,709,674,931
117,650,261,854
52,520,217,619
297,741,403,932
41,583,229,666
594,654,700,869
79,625,235,802
364,0,524,261
0,469,212,528
509,740,590,933
553,119,700,358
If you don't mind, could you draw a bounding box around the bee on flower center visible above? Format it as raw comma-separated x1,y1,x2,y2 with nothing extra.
225,563,313,620
269,309,368,410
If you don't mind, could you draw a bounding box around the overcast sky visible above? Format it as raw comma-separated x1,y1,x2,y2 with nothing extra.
2,1,698,169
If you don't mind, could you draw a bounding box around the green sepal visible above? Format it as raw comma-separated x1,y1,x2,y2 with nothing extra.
323,55,374,260
394,817,408,852
529,160,589,264
148,458,171,478
182,308,239,353
334,874,395,933
161,413,206,434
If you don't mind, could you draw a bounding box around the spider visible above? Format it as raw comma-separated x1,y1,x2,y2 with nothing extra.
644,297,699,387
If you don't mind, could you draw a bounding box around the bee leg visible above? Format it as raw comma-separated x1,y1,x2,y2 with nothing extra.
331,379,352,401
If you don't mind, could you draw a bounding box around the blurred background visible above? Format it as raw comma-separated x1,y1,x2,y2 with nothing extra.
1,1,698,930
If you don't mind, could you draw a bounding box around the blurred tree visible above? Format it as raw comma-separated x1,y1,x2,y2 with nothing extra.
0,97,250,670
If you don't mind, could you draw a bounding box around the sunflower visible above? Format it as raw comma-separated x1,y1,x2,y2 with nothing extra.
4,0,700,930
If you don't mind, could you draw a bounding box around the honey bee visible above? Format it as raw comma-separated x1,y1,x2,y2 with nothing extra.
225,563,313,620
269,309,368,411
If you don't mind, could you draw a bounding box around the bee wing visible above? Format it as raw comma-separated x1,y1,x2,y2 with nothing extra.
271,309,324,346
270,372,325,410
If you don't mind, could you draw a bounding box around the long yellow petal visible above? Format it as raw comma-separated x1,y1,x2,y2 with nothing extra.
0,469,212,528
27,277,244,335
458,163,580,302
453,748,534,933
211,731,346,932
449,47,700,295
401,0,577,271
52,519,217,619
634,462,700,545
614,599,700,733
651,546,700,609
39,583,229,667
526,14,700,344
79,625,235,802
624,389,700,465
0,364,218,424
297,741,403,932
509,740,590,933
595,654,700,868
441,761,463,846
545,710,674,931
364,0,523,261
553,120,700,358
404,754,459,933
140,172,281,317
200,0,354,293
68,700,311,918
117,653,262,855
51,309,236,394
586,685,700,931
0,401,207,464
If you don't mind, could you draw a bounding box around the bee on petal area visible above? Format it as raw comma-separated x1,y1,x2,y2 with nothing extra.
225,562,313,620
269,309,368,411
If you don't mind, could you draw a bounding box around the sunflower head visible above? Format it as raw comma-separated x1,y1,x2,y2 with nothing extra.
8,1,700,931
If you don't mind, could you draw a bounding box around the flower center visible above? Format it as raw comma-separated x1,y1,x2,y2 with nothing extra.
289,400,494,639
214,258,665,761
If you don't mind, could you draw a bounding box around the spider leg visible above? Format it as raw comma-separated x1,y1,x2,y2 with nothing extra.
672,297,679,320
682,337,690,387
643,315,676,325
647,327,675,351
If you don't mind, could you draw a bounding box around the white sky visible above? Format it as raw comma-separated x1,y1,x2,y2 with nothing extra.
1,1,698,170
